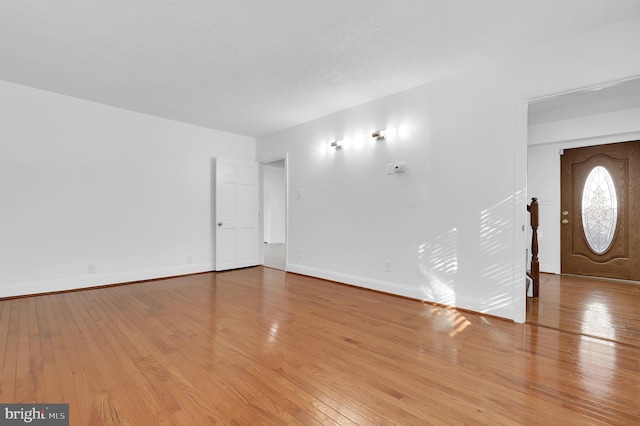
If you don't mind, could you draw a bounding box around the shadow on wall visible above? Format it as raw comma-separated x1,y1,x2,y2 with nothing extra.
417,194,517,317
418,227,458,307
479,195,515,313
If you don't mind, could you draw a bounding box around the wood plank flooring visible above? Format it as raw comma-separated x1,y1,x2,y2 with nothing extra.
1,267,639,425
527,273,640,347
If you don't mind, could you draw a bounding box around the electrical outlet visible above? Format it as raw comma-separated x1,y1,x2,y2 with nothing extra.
385,260,392,272
297,248,302,258
297,188,303,198
88,264,96,274
187,255,193,264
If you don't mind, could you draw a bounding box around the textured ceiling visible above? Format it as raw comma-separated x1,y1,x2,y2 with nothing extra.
2,1,640,137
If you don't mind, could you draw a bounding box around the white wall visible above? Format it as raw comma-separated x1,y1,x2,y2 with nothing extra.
263,163,286,244
259,69,521,320
0,80,255,298
257,15,640,322
528,108,640,274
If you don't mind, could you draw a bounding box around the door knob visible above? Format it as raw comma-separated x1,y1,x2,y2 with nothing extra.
217,221,223,227
562,211,569,216
562,219,569,224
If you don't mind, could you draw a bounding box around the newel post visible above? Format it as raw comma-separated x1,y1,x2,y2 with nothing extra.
529,197,540,297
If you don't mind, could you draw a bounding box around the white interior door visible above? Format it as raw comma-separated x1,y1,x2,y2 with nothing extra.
215,158,259,271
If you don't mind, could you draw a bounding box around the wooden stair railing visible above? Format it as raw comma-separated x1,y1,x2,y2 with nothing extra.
527,197,540,297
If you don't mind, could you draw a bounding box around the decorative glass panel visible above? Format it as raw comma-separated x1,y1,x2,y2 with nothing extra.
581,166,618,254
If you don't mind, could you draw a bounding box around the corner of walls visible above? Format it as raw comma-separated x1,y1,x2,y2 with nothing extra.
0,80,256,297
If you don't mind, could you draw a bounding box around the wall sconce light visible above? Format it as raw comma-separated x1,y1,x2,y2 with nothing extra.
330,140,343,150
372,130,386,141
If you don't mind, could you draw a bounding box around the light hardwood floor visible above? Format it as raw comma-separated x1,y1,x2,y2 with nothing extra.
1,267,639,424
527,272,640,348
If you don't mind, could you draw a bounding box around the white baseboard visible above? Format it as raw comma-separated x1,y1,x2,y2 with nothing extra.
0,263,214,298
4,263,516,320
287,263,514,320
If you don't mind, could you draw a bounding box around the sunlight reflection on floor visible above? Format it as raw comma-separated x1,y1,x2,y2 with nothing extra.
578,335,617,400
582,301,616,341
445,309,471,337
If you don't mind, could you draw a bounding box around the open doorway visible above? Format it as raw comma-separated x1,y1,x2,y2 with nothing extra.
261,158,287,270
526,76,640,342
527,76,640,278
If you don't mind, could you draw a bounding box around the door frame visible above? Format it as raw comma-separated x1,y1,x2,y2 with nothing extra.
517,74,640,323
259,153,289,270
524,77,640,280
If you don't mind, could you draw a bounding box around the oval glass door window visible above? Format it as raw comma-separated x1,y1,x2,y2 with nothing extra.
581,166,618,254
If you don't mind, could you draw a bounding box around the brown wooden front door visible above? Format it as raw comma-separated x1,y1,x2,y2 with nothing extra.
560,141,640,280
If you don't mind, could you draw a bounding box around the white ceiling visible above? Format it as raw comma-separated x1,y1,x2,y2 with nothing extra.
2,1,640,137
